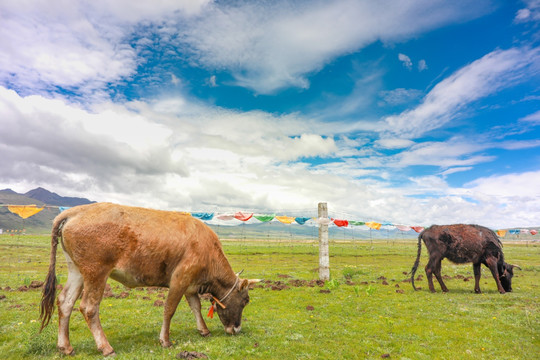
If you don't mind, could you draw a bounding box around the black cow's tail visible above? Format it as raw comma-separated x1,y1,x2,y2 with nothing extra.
410,232,423,291
39,216,68,331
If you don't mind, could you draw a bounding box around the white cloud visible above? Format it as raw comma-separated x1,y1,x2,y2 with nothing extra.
398,53,413,70
384,46,540,138
207,75,217,87
418,59,428,71
440,167,473,177
378,88,423,106
389,138,495,168
0,0,495,96
0,86,340,211
514,0,540,23
175,0,493,93
171,74,181,85
465,170,540,197
519,109,540,123
375,138,415,149
0,0,209,97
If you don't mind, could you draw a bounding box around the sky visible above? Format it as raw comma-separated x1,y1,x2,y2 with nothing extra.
1,0,540,228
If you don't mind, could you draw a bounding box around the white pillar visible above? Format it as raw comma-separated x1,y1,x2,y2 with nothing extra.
318,202,330,281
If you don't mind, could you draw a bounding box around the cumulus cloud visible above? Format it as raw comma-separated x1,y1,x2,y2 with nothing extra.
0,85,339,210
398,53,413,70
384,46,540,138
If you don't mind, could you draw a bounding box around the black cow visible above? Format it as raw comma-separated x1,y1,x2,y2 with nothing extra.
410,224,519,294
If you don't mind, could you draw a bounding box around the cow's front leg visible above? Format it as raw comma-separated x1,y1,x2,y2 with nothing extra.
160,271,190,347
473,263,482,293
485,257,506,294
185,293,211,337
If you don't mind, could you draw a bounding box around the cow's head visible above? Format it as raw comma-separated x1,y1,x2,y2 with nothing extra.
215,278,258,335
499,263,520,292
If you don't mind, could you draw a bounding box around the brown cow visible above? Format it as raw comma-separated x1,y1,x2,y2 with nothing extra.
39,203,258,356
410,224,519,294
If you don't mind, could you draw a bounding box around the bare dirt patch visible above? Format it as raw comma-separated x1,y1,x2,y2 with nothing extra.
176,350,208,359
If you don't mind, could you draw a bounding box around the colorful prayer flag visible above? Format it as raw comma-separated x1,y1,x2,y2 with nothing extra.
365,221,381,230
191,212,214,221
294,217,311,225
8,205,45,219
254,214,275,222
234,212,253,221
275,216,295,224
332,219,349,227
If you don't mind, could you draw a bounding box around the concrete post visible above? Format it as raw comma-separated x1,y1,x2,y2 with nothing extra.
318,202,330,281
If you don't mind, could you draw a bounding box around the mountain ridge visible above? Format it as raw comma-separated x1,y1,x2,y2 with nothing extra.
0,187,94,232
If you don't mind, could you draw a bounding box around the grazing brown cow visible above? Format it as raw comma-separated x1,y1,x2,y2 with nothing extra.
410,224,519,294
40,203,258,356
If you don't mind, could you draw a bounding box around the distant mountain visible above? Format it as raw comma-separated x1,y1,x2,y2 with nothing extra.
0,187,95,233
24,187,94,207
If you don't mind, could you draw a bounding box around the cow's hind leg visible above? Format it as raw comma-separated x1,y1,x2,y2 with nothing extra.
473,263,482,293
425,256,440,293
79,274,115,356
57,252,84,355
185,293,211,337
433,259,449,293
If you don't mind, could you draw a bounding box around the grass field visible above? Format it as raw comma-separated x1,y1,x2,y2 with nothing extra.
0,234,538,359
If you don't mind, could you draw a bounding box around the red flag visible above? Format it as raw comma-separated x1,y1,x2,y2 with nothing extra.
332,219,349,227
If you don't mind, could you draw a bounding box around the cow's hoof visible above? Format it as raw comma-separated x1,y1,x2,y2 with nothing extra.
474,289,481,294
499,291,506,294
160,339,172,348
200,330,211,337
101,347,116,357
58,345,74,356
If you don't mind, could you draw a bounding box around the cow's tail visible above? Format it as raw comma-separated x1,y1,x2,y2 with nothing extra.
39,216,68,331
410,232,423,291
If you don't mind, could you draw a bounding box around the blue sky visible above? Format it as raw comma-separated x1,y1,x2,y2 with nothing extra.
0,0,539,228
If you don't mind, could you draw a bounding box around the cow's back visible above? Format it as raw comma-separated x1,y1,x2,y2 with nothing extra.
421,224,499,264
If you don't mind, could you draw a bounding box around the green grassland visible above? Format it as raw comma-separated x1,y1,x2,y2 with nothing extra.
0,235,538,359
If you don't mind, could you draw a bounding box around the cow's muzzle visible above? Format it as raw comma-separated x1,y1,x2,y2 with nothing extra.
225,325,242,335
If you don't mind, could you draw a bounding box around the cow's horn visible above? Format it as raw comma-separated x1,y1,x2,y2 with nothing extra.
236,269,245,276
511,264,522,270
248,279,262,285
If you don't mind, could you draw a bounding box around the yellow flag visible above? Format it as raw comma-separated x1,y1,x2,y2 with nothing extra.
7,205,45,219
365,221,382,230
275,216,295,224
496,230,507,237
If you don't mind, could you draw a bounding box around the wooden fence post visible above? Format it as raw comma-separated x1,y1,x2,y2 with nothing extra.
318,202,330,281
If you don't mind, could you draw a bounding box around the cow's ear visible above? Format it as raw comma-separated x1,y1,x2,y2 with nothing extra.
239,279,249,290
